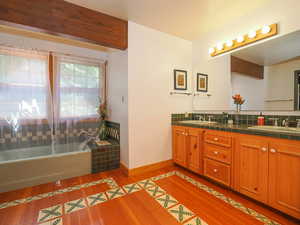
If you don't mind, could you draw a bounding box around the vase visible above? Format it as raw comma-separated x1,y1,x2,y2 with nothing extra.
236,104,241,113
98,120,107,140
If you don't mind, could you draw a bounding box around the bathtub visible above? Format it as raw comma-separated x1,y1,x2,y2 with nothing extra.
0,143,91,193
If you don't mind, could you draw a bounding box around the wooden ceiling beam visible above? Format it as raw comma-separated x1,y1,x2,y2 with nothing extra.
0,0,128,50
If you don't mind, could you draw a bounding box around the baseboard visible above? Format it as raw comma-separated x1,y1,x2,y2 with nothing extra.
120,159,174,176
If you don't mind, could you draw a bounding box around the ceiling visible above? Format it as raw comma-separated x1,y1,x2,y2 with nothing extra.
231,30,300,66
65,0,271,40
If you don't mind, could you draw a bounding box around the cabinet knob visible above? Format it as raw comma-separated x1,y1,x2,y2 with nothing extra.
213,169,218,173
214,137,219,141
270,148,277,153
213,151,219,155
261,147,267,152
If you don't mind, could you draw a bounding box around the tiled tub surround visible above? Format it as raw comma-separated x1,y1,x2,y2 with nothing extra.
0,120,120,192
90,121,120,174
172,113,300,140
0,170,282,225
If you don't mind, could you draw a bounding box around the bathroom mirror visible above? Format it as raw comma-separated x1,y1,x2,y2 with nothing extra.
230,30,300,111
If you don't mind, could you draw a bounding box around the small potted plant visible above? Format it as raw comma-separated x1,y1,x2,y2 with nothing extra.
97,99,107,140
232,94,245,113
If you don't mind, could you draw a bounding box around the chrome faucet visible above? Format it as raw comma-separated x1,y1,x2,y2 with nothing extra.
269,118,279,126
282,118,289,127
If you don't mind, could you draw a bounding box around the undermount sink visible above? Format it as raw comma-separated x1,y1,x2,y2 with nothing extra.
179,120,217,125
248,125,300,133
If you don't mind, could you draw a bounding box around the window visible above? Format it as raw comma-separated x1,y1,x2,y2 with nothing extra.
57,59,102,118
0,47,105,122
0,49,48,120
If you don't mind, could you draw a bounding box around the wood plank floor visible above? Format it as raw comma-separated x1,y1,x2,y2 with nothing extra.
0,165,299,225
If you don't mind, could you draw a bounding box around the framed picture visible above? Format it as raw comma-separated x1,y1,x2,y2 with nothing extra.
174,70,187,90
197,73,208,92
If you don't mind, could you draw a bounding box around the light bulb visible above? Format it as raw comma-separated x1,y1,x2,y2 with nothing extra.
217,43,224,51
237,36,244,43
226,40,233,47
248,30,257,39
261,25,271,34
209,47,215,54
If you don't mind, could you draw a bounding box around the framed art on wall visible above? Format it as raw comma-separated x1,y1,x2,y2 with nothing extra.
174,70,187,90
197,73,208,92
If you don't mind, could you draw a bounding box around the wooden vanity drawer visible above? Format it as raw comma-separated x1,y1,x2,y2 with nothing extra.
204,143,231,164
204,158,231,186
204,132,232,148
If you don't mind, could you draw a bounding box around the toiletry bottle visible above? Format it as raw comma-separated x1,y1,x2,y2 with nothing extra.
257,112,265,125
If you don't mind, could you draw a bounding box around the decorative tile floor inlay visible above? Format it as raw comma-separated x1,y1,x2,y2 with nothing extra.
1,170,282,225
87,192,108,206
168,204,195,223
64,198,87,214
123,183,142,194
138,179,156,189
39,217,63,225
183,217,208,225
106,187,126,200
145,185,166,198
0,177,118,210
155,194,179,209
38,204,63,223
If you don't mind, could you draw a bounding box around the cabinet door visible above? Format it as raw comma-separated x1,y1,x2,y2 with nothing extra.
236,135,269,203
187,128,203,174
172,126,187,167
269,141,300,219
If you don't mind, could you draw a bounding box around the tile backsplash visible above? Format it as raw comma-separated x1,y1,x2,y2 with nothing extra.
171,113,300,127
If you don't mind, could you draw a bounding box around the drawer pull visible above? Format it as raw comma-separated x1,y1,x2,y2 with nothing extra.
261,147,267,152
213,169,218,173
213,151,219,155
213,137,219,141
270,148,277,153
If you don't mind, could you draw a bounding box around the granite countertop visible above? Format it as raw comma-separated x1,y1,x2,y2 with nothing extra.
172,121,300,141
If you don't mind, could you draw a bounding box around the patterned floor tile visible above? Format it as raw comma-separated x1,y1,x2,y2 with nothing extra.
168,204,194,223
38,204,63,223
39,217,63,225
123,183,142,194
183,217,208,225
138,179,156,189
106,187,126,200
87,193,108,206
64,198,87,214
145,185,166,198
155,194,178,208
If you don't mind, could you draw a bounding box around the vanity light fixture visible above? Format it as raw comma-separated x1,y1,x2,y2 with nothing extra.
261,25,271,34
236,36,244,43
226,40,233,47
217,43,224,51
209,23,277,57
209,47,215,54
248,30,257,39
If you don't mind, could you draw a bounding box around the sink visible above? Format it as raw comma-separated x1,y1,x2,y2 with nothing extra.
178,120,217,125
248,125,300,133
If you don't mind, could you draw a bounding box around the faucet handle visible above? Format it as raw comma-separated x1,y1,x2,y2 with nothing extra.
269,118,279,126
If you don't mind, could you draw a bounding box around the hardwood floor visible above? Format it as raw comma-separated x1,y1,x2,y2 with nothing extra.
0,165,299,225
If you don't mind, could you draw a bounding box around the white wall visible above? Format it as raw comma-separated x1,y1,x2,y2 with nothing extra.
192,0,300,111
127,21,193,169
107,50,129,167
0,32,108,60
264,58,300,110
231,72,265,110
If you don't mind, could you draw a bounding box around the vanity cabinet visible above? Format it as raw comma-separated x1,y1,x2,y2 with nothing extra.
268,140,300,219
235,135,269,203
172,126,203,173
172,125,300,219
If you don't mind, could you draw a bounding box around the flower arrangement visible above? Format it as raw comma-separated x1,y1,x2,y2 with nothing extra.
98,99,107,121
232,94,245,112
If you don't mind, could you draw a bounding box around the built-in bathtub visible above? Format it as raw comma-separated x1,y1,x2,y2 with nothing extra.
0,143,91,192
